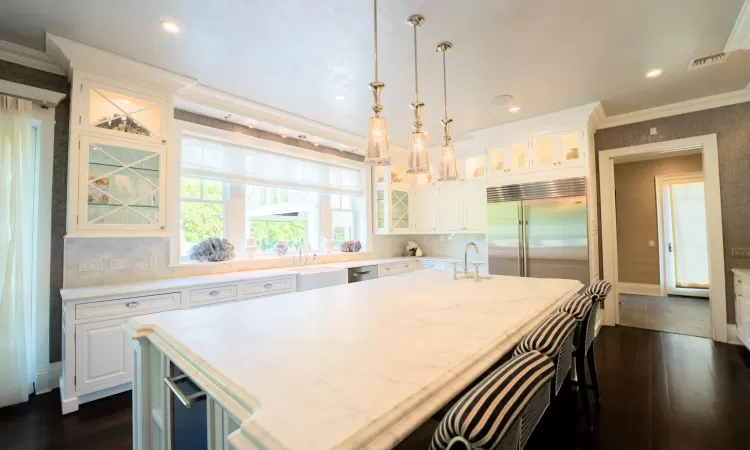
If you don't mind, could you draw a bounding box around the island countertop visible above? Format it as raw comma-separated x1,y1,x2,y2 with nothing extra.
126,270,582,450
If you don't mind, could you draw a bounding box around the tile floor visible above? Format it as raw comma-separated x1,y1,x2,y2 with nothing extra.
619,293,711,337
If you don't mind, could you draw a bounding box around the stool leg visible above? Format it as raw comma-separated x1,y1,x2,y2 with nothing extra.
586,345,601,404
576,351,592,431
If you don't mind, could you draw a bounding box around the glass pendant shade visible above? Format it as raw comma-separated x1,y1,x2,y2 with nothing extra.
439,143,460,181
406,131,430,174
366,116,392,166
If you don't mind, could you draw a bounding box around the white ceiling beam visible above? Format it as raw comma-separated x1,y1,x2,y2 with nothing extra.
0,40,64,75
725,0,750,51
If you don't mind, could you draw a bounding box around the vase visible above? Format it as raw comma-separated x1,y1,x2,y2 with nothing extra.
274,241,289,256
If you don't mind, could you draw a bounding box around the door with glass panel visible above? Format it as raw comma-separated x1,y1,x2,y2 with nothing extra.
660,174,709,297
78,135,166,231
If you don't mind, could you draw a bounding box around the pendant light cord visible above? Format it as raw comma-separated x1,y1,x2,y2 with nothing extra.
413,25,419,101
442,50,448,119
373,0,379,82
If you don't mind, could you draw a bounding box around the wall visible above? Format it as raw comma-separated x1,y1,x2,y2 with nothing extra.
613,154,703,285
0,59,70,362
595,102,750,323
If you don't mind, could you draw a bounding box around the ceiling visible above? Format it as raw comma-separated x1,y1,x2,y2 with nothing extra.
0,0,748,146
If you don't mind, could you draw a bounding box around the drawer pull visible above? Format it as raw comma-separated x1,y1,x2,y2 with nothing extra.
209,290,220,297
385,267,391,271
125,301,139,308
164,375,206,409
405,265,410,268
264,283,273,289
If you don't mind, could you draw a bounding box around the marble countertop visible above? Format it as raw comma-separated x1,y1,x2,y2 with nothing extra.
60,256,478,302
127,271,581,450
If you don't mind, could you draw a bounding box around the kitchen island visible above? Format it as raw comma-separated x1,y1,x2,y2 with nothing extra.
125,270,582,450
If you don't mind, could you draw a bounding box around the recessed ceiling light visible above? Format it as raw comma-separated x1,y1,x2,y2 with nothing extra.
509,106,520,113
335,94,346,101
160,20,180,34
646,68,663,78
491,94,514,106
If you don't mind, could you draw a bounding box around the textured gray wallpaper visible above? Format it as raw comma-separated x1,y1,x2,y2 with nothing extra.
0,60,70,362
595,102,750,324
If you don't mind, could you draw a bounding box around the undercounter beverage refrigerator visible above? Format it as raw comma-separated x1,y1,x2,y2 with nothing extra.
486,177,589,284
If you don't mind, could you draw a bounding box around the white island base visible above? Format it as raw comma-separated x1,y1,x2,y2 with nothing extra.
126,271,582,450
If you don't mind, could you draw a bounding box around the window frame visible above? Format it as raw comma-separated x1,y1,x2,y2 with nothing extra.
169,120,372,266
179,177,230,261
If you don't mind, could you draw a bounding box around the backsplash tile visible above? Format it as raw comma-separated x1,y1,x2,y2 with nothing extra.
373,234,487,261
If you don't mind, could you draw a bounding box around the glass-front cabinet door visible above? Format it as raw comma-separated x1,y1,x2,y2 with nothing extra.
81,80,168,145
560,131,582,162
78,135,166,232
531,135,556,168
488,142,528,174
391,189,410,231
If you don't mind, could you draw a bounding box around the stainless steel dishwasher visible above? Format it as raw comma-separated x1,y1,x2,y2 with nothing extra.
348,265,378,283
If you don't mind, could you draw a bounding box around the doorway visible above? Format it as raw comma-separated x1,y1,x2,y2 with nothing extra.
598,134,727,342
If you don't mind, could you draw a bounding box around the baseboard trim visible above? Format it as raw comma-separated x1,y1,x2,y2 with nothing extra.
35,361,62,395
727,325,742,346
618,282,662,296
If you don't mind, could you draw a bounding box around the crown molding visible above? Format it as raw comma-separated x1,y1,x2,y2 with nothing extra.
0,40,64,75
599,89,750,129
45,33,197,94
175,83,372,152
726,0,750,51
0,78,67,106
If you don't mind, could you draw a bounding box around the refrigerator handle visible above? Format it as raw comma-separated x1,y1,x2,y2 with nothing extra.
517,204,524,276
523,205,530,277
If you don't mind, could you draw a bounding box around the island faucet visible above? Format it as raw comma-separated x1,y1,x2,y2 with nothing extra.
464,242,479,274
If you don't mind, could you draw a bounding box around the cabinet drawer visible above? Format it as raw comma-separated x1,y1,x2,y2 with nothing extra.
422,261,448,271
189,285,238,305
244,278,292,297
379,261,421,277
75,292,181,320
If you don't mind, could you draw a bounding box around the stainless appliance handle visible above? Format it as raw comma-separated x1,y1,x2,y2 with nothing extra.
517,204,524,277
164,375,206,409
354,271,372,276
523,205,530,277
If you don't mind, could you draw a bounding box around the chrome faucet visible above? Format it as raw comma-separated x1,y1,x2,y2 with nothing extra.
464,242,479,275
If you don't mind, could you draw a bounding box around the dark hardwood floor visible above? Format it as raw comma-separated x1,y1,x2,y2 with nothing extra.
1,327,749,450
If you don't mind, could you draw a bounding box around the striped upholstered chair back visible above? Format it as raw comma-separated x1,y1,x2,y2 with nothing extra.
430,351,554,450
513,312,577,395
584,280,613,305
556,293,593,351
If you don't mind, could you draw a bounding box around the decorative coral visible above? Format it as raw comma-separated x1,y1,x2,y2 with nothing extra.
340,240,362,252
188,237,235,262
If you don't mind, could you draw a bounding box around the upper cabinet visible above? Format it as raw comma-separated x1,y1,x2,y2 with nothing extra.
486,130,587,176
81,80,169,146
67,75,175,237
488,142,528,174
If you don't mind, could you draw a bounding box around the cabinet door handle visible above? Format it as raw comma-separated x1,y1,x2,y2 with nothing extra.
164,375,206,409
209,290,220,297
264,283,273,289
125,301,139,308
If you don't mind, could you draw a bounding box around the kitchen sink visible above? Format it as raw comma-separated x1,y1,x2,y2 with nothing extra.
287,266,348,292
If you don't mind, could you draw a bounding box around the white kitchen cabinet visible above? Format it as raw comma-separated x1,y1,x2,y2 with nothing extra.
487,141,528,174
60,273,297,414
436,180,487,233
374,183,412,234
378,261,422,277
75,318,133,393
437,183,466,232
411,187,437,232
529,131,585,169
464,180,488,231
735,270,750,351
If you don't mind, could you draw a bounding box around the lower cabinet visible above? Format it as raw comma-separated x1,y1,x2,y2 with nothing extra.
75,318,133,392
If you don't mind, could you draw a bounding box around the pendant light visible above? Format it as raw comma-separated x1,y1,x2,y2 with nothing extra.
405,15,430,174
365,0,392,166
437,41,460,181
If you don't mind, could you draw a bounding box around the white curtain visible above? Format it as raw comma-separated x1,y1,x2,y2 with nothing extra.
0,95,35,407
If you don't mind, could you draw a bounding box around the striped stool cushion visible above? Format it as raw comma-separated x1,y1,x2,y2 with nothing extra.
584,280,612,304
512,312,577,358
430,351,554,450
556,293,592,321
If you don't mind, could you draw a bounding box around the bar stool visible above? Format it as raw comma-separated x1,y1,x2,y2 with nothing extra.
430,351,555,450
584,280,613,305
557,293,596,428
512,312,577,396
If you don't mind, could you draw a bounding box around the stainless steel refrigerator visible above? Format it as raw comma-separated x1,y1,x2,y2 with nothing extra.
487,177,589,284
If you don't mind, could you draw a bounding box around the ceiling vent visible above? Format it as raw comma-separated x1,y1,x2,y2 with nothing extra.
687,52,728,71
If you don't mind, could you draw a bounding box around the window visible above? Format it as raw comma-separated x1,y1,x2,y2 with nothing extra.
177,134,367,262
179,177,228,259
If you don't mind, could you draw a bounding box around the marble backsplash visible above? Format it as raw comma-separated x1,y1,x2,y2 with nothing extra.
65,234,487,288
